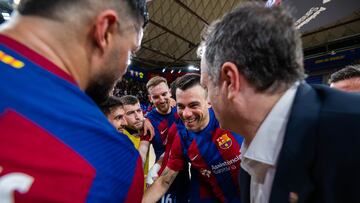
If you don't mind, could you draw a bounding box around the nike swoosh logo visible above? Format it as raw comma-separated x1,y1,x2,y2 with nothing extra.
190,154,199,161
160,128,168,134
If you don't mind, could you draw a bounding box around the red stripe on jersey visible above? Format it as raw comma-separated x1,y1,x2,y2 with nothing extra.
212,129,241,195
198,178,215,200
158,118,169,145
166,131,186,172
159,123,178,175
124,157,144,203
0,110,95,202
187,141,226,202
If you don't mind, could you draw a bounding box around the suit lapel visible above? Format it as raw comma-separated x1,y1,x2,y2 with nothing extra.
270,83,321,203
239,167,251,203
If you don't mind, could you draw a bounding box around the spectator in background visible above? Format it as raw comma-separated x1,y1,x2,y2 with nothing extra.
114,78,150,111
329,65,360,92
0,0,147,202
200,2,360,203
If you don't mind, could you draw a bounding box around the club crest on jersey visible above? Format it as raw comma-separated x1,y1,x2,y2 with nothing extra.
217,134,232,149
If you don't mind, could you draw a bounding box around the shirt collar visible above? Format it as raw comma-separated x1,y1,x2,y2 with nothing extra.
241,82,299,168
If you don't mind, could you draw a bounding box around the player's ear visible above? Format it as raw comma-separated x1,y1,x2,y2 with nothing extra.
206,92,211,108
93,10,118,52
219,62,240,101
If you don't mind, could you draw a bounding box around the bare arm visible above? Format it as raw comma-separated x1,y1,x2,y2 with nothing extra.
142,167,178,203
139,140,150,167
156,152,164,166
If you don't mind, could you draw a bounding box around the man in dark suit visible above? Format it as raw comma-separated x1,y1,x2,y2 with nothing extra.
199,2,360,203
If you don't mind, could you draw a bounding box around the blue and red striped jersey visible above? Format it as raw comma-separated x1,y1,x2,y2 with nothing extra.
168,108,244,203
0,35,143,202
146,107,190,203
146,107,179,160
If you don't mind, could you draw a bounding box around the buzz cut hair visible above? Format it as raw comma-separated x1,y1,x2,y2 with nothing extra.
17,0,148,27
119,95,140,105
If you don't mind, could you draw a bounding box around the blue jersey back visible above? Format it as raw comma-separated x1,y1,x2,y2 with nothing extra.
0,35,143,202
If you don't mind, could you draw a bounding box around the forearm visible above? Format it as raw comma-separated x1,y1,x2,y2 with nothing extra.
156,153,164,166
139,141,150,167
142,176,170,203
142,168,178,203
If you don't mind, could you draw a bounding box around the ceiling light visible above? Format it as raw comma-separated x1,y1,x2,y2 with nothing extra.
188,65,199,71
2,13,10,21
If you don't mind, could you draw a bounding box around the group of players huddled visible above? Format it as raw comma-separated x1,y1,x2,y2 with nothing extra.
99,74,243,203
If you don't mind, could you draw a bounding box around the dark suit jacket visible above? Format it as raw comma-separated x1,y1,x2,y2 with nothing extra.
240,83,360,203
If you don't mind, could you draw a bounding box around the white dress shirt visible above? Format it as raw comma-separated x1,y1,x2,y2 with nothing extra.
240,82,299,203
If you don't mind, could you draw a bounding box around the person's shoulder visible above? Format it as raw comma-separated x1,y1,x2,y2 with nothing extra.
311,84,360,113
171,106,177,113
295,84,360,142
146,107,158,119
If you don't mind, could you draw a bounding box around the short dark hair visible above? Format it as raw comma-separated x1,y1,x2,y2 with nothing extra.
99,96,123,116
119,95,139,105
18,0,148,27
170,77,181,101
203,2,304,93
17,0,69,20
173,74,206,99
328,65,360,84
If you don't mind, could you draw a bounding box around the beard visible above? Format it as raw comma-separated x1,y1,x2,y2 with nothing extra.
86,78,115,106
86,48,125,105
156,102,170,114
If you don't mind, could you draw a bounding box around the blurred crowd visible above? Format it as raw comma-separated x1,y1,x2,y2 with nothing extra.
113,79,150,111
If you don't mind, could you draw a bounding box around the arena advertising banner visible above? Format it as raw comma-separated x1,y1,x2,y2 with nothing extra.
266,0,360,33
304,47,360,71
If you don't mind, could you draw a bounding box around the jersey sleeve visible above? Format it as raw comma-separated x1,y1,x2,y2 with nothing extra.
166,132,186,172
